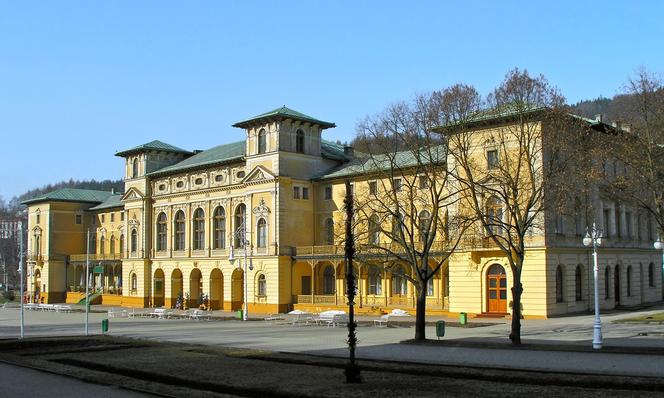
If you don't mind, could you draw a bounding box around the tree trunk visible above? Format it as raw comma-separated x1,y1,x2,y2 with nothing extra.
509,267,523,345
414,284,427,341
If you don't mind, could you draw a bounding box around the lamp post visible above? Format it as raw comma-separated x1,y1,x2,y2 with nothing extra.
654,237,664,299
229,218,252,321
18,220,25,339
583,222,603,350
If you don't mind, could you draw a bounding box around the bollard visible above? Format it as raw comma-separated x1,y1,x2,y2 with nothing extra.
435,320,445,339
101,318,109,334
459,312,467,326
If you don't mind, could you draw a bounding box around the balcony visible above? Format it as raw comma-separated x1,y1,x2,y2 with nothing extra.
69,253,123,262
293,241,452,258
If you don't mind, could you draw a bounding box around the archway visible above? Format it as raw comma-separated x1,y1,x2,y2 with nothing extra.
486,264,507,313
153,269,165,307
209,269,223,310
231,268,244,311
190,268,203,308
170,269,183,309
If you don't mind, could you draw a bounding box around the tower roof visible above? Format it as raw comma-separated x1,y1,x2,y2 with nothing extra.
115,140,192,157
232,106,336,129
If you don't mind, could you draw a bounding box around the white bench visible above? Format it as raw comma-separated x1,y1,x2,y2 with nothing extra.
374,314,390,327
324,313,348,327
150,308,173,319
189,309,212,320
108,308,128,318
54,305,73,313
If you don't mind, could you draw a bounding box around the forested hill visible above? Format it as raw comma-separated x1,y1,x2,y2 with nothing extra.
11,179,124,208
570,95,630,122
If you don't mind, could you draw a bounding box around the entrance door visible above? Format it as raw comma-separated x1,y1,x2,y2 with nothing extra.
487,264,507,313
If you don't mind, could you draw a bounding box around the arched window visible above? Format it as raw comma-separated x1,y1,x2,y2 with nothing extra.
369,214,380,245
575,265,583,301
296,129,305,153
174,211,186,251
325,218,334,245
323,265,335,294
649,263,655,287
443,267,450,297
258,129,267,154
257,274,267,296
132,158,139,178
99,236,105,255
213,207,226,249
110,235,116,254
368,266,382,295
486,196,503,235
427,277,434,296
130,230,137,254
119,234,124,256
156,212,167,251
555,265,564,303
418,211,431,242
193,208,205,250
392,267,407,295
627,265,632,296
131,273,137,293
605,267,611,299
234,204,246,248
257,218,267,248
391,213,404,241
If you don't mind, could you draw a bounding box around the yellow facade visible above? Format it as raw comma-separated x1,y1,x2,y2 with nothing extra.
23,107,662,318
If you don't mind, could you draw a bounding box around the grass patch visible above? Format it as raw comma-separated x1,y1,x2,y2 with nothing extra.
616,312,664,323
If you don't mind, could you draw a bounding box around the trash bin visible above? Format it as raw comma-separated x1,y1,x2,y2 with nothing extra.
101,319,109,334
236,310,243,319
459,312,467,326
435,320,445,339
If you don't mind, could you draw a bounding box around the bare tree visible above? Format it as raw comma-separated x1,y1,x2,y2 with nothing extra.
441,69,583,345
353,92,476,341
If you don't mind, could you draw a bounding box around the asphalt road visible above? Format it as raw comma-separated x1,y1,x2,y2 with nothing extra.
0,362,155,398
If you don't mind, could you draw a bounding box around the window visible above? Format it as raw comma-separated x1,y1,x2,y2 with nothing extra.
257,274,267,296
34,235,41,255
649,214,654,241
215,174,224,182
176,181,184,188
627,266,632,296
419,176,428,189
649,263,655,287
391,213,404,241
132,158,139,178
323,266,335,294
615,207,622,238
368,214,380,245
626,212,633,239
487,150,499,169
604,267,611,299
325,218,334,245
36,213,40,225
418,211,431,242
554,214,564,235
302,187,309,200
111,213,115,223
324,186,332,200
237,171,245,179
443,268,450,297
89,234,96,254
555,265,564,303
575,265,583,301
368,266,382,295
258,129,267,154
130,229,138,254
234,204,246,248
174,211,185,251
101,214,105,223
92,216,96,225
99,237,105,255
75,214,82,225
369,181,377,195
427,277,434,296
637,213,642,240
574,212,584,236
257,218,267,248
296,129,305,153
603,208,611,237
120,234,124,255
194,178,203,185
486,196,503,235
131,273,137,292
110,235,116,254
213,207,226,249
156,213,167,251
193,208,205,250
121,212,125,222
393,178,402,193
293,186,301,199
392,267,407,295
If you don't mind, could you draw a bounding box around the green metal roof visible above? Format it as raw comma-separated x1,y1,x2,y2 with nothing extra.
88,194,124,211
318,145,446,180
232,106,336,129
148,141,246,176
22,188,115,206
115,140,192,157
320,140,349,161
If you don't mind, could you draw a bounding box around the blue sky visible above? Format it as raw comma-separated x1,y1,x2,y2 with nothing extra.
1,1,663,200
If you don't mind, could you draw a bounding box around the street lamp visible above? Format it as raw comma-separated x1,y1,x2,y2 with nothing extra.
654,237,664,299
583,222,603,350
228,218,252,321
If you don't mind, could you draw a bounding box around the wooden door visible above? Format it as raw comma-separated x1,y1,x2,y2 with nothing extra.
487,264,507,313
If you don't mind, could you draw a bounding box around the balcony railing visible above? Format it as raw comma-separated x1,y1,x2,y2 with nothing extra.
69,253,124,262
292,294,448,310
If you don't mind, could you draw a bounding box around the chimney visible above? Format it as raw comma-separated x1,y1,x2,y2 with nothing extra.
343,145,354,157
594,114,603,123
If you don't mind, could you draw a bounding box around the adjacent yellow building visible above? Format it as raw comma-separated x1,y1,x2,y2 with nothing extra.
23,106,663,318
